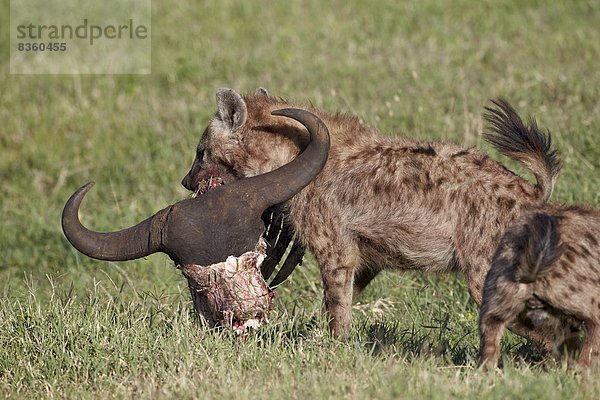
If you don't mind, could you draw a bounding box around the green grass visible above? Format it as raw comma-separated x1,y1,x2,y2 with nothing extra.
1,0,599,398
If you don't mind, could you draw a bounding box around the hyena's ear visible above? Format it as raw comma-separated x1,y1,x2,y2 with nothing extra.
255,87,269,96
216,88,247,132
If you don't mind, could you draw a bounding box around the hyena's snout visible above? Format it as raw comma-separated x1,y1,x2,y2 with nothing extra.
181,163,232,197
181,154,204,191
181,170,196,191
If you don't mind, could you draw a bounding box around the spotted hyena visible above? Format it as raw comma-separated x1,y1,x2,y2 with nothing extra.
479,205,600,369
182,88,562,347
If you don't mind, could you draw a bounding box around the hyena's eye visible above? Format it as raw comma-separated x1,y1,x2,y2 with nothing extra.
196,148,205,161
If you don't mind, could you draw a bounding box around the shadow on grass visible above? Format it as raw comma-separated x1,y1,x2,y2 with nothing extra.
357,319,550,369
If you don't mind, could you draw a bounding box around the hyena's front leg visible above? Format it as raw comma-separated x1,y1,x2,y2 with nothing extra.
313,239,362,339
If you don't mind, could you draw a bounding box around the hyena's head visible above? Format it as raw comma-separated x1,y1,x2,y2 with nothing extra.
181,88,310,195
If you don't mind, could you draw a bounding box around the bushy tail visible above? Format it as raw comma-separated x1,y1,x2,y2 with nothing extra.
483,99,561,202
516,213,563,283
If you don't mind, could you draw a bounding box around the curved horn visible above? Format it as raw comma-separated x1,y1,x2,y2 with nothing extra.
239,108,330,209
61,182,166,261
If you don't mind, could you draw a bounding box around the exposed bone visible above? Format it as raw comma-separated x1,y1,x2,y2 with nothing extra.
179,239,274,335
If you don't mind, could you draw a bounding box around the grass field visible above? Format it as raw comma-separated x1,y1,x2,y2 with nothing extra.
1,0,600,398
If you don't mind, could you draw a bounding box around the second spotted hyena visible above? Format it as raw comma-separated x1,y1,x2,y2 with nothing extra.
479,206,600,369
182,88,561,344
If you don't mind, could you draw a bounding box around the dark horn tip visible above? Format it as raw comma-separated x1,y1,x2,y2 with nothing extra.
76,181,96,197
62,181,95,220
83,181,95,189
271,108,303,118
271,108,326,131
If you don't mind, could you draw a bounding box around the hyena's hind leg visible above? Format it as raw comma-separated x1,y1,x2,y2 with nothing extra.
352,266,381,300
478,296,523,369
578,321,600,369
478,277,531,368
479,314,507,369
